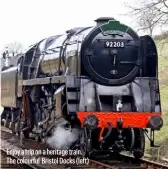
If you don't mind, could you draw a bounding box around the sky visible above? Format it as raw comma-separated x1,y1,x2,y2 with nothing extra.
0,0,164,52
0,0,134,51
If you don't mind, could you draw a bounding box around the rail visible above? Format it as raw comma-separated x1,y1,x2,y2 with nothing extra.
0,149,38,169
1,126,168,169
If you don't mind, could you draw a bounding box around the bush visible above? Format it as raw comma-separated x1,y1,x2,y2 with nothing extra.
154,31,168,41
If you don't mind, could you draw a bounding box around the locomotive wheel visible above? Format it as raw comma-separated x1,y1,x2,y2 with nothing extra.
133,129,145,159
41,107,49,131
80,128,92,157
80,130,88,157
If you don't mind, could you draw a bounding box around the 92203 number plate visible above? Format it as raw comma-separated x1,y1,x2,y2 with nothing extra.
104,41,125,48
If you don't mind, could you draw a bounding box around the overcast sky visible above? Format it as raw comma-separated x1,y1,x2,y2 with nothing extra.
0,0,134,51
0,0,164,52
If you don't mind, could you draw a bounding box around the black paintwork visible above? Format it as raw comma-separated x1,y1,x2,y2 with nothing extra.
18,22,158,87
81,26,143,86
140,35,158,77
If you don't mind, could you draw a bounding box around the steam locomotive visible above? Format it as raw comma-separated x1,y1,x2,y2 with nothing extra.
1,17,163,159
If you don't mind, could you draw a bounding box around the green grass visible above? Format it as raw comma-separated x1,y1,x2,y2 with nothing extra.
158,57,168,71
157,39,168,71
160,85,168,107
157,40,168,115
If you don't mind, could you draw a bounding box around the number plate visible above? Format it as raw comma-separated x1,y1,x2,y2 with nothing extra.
104,41,125,48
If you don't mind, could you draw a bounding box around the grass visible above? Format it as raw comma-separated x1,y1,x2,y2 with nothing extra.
158,57,168,71
157,39,168,71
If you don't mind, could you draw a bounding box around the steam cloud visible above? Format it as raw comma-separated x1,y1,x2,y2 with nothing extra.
46,121,80,150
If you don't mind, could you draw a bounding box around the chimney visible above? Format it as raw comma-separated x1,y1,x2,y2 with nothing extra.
95,17,116,26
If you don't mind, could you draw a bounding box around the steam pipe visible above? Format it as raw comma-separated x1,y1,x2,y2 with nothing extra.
102,122,112,141
38,116,50,127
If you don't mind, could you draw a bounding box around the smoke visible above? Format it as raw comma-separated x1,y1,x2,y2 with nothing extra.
46,121,80,150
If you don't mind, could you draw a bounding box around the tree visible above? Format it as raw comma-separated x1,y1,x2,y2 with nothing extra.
136,10,156,36
125,0,168,36
3,41,24,56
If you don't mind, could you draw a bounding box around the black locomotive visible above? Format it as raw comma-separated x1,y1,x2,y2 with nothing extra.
1,17,163,159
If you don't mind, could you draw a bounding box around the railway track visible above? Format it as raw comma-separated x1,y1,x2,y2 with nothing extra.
0,149,37,169
66,154,168,169
1,126,168,169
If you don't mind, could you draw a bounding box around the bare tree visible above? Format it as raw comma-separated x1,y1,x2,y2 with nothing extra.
4,41,24,56
125,0,168,36
137,10,157,36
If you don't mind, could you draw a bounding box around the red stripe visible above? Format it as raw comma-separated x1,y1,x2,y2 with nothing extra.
77,112,162,128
